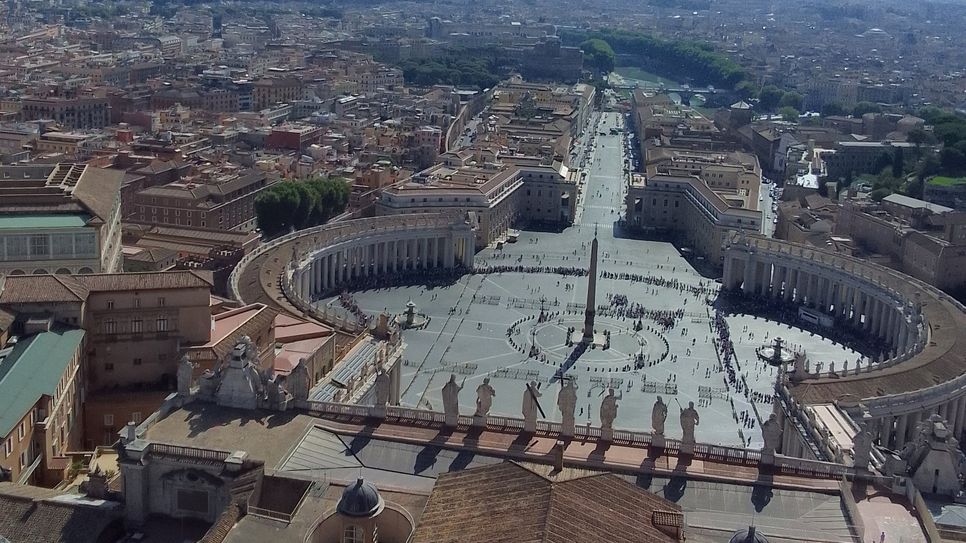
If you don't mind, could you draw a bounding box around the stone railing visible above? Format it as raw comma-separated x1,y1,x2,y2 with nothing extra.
300,399,876,480
148,442,233,463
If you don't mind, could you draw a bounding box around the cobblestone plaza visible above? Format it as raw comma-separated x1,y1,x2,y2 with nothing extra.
320,113,859,448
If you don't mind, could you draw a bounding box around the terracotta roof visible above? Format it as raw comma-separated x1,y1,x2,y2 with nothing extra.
0,271,212,305
410,462,681,543
72,166,124,223
75,270,214,292
0,275,90,304
0,482,123,543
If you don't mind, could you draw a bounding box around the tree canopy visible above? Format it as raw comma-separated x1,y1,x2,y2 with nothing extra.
559,28,748,89
579,39,616,74
254,177,350,237
394,47,510,89
779,106,800,122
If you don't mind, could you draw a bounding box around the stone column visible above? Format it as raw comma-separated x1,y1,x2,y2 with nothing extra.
422,238,430,269
463,236,474,267
328,253,336,287
894,413,908,449
852,289,864,326
877,415,892,447
795,270,806,303
783,267,795,302
956,397,966,440
743,256,755,295
905,411,921,443
947,399,960,434
444,236,455,269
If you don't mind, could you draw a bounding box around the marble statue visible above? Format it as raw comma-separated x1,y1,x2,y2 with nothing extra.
442,374,464,426
761,413,782,454
374,369,391,407
288,358,310,402
475,377,496,417
177,355,195,397
522,381,542,433
852,423,874,471
651,396,668,436
680,401,700,444
600,388,618,431
557,378,578,437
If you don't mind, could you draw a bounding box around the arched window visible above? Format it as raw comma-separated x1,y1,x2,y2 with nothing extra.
343,525,363,543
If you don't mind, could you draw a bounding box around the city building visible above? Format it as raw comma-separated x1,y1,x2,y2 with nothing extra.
0,321,85,486
0,163,123,277
377,150,577,248
128,167,276,233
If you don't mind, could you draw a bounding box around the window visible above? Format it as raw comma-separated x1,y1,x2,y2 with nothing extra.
157,318,168,332
343,526,363,543
134,298,141,308
4,438,11,457
104,319,116,334
132,412,142,424
106,300,114,310
132,319,143,333
18,421,25,440
133,358,142,366
29,235,48,257
104,363,114,372
103,414,114,427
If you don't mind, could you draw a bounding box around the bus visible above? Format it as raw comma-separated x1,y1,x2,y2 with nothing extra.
798,307,834,328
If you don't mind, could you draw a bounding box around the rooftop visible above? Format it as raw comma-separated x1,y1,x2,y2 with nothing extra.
0,214,90,230
0,326,84,436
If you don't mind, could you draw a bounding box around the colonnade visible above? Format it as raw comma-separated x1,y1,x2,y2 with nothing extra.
722,249,920,355
719,236,966,459
293,230,474,302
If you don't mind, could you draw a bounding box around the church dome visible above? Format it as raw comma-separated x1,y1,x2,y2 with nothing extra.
729,527,769,543
337,478,385,518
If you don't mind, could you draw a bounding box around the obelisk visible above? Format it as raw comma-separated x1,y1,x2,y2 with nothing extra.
582,235,599,342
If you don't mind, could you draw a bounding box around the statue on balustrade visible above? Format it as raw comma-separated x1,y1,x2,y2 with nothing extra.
851,423,873,471
600,388,619,432
557,378,578,437
761,413,782,455
522,381,542,433
441,374,464,426
374,369,391,407
651,396,668,436
475,377,496,417
288,359,310,403
177,355,196,397
680,401,700,444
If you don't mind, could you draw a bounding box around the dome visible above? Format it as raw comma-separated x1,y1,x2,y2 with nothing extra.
729,527,769,543
337,478,385,518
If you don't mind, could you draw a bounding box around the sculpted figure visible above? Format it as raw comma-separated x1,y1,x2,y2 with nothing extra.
680,401,700,444
475,377,496,417
557,378,578,437
522,381,542,432
374,369,391,407
761,413,782,454
651,396,668,436
441,374,464,425
600,388,619,430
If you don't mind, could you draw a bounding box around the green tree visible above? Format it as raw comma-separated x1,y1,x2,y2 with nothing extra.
852,102,882,117
254,183,300,237
779,106,800,122
821,102,848,117
579,39,616,74
892,147,905,178
779,92,803,111
757,85,783,111
869,187,893,201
